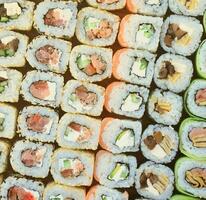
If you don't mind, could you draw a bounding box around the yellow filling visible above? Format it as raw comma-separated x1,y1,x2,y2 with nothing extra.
176,34,191,46
178,0,198,10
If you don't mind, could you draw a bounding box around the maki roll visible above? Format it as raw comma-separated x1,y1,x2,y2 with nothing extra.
10,140,54,178
141,124,179,163
100,117,142,154
69,45,113,82
18,106,59,143
126,0,168,16
105,82,149,119
179,117,206,160
75,7,120,47
154,53,193,93
169,0,206,16
170,194,198,200
0,176,44,200
112,48,156,87
0,31,28,67
0,103,17,139
26,36,72,74
86,184,129,200
175,157,206,198
0,140,10,173
118,14,163,52
50,148,94,186
86,0,126,10
21,70,64,108
34,0,77,39
135,161,174,200
0,68,22,102
148,89,183,125
196,40,206,79
160,15,203,56
94,150,137,188
43,182,86,200
57,113,101,150
185,79,206,119
0,0,34,31
61,80,105,116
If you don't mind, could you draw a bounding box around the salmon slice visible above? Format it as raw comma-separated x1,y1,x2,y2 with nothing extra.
8,186,35,200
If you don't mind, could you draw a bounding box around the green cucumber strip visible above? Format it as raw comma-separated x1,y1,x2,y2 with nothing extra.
76,55,91,69
108,163,121,180
10,14,19,19
6,49,15,57
140,58,148,70
0,49,6,57
0,17,9,22
69,93,77,102
130,93,141,103
63,159,71,168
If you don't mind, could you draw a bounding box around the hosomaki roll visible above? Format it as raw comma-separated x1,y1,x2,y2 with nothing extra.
135,161,174,200
34,0,78,39
86,184,129,200
18,106,59,143
0,103,17,139
0,68,22,102
160,15,203,56
0,176,44,200
94,150,137,188
43,182,86,200
61,80,105,116
196,40,206,79
0,0,34,31
118,14,163,52
21,70,64,108
141,124,179,164
112,48,156,87
10,140,54,178
126,0,168,17
0,140,10,173
26,35,72,74
50,148,94,186
69,45,112,82
179,117,206,160
100,117,142,154
147,89,183,125
175,157,206,198
154,53,193,93
0,30,28,67
75,7,120,47
57,113,101,150
105,82,149,119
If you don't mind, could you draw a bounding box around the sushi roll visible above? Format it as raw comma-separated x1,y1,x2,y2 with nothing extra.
10,140,54,178
86,0,126,10
21,70,64,108
75,7,120,47
26,36,72,74
0,103,17,139
175,157,206,198
61,80,105,116
126,0,168,17
105,82,149,119
43,182,86,200
179,117,206,160
86,184,129,200
50,148,94,186
112,48,156,87
196,40,206,79
154,53,193,93
0,68,22,102
94,150,137,188
170,194,198,200
57,113,101,150
99,117,142,154
69,45,113,82
0,176,44,200
0,31,28,67
160,15,203,56
118,14,163,52
0,0,35,31
148,89,183,125
169,0,206,16
0,140,10,173
18,106,59,143
34,0,77,39
135,161,174,200
141,124,179,163
184,79,206,119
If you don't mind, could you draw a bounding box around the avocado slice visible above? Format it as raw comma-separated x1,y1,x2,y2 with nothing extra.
63,159,71,169
0,85,5,94
101,195,112,200
6,49,15,57
115,129,135,148
69,93,77,102
76,54,91,69
0,50,6,57
49,194,63,200
140,58,148,70
10,14,19,19
108,163,129,181
84,17,100,31
130,93,141,103
0,17,9,22
139,24,155,38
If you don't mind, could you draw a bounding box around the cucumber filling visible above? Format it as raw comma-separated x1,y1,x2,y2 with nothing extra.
0,113,5,132
96,0,119,4
108,163,129,181
131,57,148,78
101,195,112,200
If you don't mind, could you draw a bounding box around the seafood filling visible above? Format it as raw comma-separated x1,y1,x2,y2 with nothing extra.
189,128,206,148
195,89,206,106
108,163,129,181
